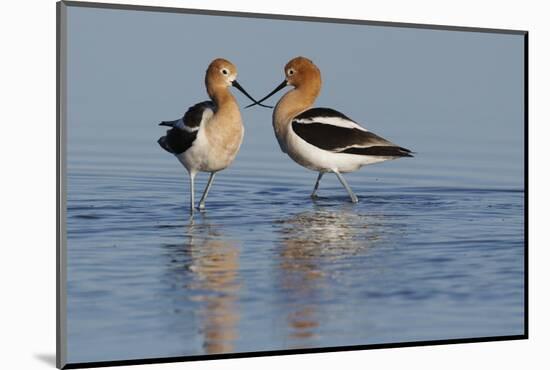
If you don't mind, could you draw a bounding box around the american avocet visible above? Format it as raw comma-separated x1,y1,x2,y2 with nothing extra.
158,58,267,213
247,57,413,203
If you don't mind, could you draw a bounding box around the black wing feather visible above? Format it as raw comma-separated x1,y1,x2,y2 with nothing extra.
294,107,354,121
157,101,215,155
342,145,413,157
183,101,215,128
158,128,197,155
292,108,413,157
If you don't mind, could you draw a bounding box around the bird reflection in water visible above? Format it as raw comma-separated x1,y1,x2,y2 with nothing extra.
184,218,241,354
277,206,380,345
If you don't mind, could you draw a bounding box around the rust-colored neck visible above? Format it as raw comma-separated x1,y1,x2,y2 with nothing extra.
274,78,321,127
207,85,239,119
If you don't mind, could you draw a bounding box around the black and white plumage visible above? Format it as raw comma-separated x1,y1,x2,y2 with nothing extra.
157,58,264,214
249,56,413,203
280,107,413,177
157,99,235,214
291,108,413,157
282,107,414,203
158,101,215,155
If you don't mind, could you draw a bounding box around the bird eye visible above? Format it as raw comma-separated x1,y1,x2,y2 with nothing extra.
288,69,295,76
222,68,229,75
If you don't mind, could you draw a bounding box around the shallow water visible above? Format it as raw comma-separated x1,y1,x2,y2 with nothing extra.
66,138,524,363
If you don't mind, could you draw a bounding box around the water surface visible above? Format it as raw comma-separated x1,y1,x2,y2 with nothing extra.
66,158,524,362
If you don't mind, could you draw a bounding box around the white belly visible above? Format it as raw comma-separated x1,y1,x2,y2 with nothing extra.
176,126,244,173
284,128,393,173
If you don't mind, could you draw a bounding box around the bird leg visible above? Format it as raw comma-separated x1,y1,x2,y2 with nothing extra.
189,171,196,214
198,172,216,210
311,172,324,199
333,170,359,203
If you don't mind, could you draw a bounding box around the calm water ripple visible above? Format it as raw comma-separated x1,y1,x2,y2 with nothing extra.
67,168,524,363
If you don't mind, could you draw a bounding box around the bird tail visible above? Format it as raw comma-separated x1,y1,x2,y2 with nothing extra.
341,145,414,157
157,136,174,154
158,120,179,153
159,119,178,128
396,146,414,157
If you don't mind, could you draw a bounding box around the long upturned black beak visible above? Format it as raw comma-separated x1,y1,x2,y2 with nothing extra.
231,80,272,108
245,80,288,109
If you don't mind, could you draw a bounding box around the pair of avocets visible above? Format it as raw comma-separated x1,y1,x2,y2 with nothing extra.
158,57,413,214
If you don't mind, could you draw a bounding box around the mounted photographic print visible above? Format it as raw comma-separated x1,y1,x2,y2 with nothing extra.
57,1,528,368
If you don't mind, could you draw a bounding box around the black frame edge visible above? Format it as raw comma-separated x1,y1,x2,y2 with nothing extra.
62,335,527,369
57,1,68,368
523,32,529,338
